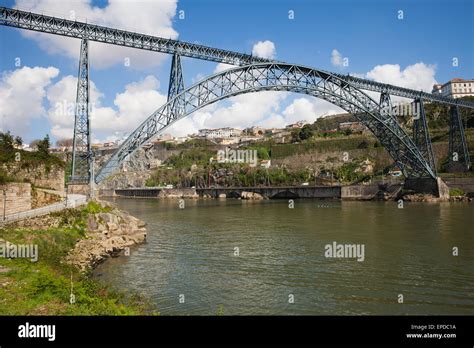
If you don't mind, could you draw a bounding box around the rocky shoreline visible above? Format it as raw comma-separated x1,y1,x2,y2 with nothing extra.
65,201,147,272
10,200,148,272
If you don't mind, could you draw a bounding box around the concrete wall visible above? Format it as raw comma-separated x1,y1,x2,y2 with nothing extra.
0,183,32,215
341,184,379,200
197,186,341,199
442,177,474,193
114,188,198,198
403,177,450,198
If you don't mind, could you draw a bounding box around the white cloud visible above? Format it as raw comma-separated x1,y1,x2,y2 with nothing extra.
256,114,286,129
252,40,276,59
331,49,344,68
0,66,59,135
14,0,179,69
213,63,235,74
202,92,287,128
166,93,346,137
46,74,167,141
365,62,437,92
283,97,343,124
166,91,287,136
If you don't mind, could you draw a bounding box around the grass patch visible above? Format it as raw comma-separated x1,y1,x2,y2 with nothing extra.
449,188,465,197
0,204,157,315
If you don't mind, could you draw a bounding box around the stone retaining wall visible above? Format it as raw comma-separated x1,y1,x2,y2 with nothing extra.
0,183,32,215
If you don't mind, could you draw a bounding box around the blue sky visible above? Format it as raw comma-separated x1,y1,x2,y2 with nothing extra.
0,0,473,144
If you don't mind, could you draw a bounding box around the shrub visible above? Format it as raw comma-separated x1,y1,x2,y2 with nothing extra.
449,188,464,197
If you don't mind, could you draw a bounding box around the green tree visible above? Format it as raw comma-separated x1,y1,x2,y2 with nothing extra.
299,124,314,140
290,129,301,143
0,131,14,150
14,136,22,147
37,134,51,157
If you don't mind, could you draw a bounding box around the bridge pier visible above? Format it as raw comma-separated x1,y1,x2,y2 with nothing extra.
403,177,449,199
71,38,91,184
448,105,471,172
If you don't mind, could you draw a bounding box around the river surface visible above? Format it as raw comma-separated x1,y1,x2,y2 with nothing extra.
94,198,474,315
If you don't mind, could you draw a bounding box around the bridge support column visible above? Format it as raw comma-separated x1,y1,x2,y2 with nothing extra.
412,98,436,175
448,105,471,172
71,38,91,184
167,53,185,120
379,92,395,119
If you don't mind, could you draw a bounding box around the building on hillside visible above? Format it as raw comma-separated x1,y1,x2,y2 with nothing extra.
216,137,240,145
286,120,307,129
91,143,103,150
155,133,173,142
265,128,284,135
338,121,365,132
50,145,73,153
198,127,243,138
245,126,265,136
239,135,262,143
432,78,474,98
273,131,291,143
388,166,403,177
166,136,189,144
20,144,34,152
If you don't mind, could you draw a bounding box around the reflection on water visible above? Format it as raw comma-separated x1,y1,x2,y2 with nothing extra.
94,198,474,315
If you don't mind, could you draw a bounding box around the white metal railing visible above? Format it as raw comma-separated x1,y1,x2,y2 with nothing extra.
0,195,87,224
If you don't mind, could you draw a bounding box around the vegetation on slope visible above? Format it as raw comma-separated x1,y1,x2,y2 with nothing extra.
0,202,156,315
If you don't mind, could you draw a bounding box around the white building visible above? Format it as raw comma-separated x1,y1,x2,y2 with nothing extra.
244,126,265,136
286,120,308,129
198,127,243,138
432,78,474,99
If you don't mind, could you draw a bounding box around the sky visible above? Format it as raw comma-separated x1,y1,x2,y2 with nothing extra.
0,0,473,145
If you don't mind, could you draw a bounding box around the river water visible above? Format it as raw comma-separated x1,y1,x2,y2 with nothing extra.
94,198,474,315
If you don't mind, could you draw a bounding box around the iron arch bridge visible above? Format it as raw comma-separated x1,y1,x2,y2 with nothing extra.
1,6,472,185
95,63,437,183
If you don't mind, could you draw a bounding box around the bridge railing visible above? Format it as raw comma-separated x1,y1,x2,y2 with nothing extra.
0,196,87,224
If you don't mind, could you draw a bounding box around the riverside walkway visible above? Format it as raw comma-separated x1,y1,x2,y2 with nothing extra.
0,194,87,225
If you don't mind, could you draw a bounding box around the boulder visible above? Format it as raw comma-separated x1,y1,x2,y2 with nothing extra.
87,215,98,231
241,191,264,200
66,205,148,272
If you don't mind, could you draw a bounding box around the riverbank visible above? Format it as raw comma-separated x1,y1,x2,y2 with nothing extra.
104,181,474,202
0,201,156,315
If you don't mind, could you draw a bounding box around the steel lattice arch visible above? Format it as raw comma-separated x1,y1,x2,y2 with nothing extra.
1,6,473,185
95,63,437,183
